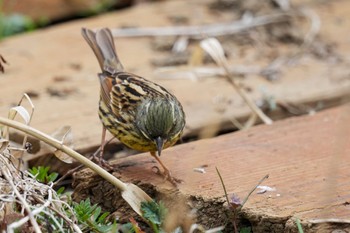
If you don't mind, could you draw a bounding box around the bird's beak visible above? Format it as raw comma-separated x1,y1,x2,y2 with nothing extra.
155,136,164,156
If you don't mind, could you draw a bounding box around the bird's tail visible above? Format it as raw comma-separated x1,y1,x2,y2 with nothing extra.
81,27,124,72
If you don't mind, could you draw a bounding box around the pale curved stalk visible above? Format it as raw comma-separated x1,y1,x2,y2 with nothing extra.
0,116,152,216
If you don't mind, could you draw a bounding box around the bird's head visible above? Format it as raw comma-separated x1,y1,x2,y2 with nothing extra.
135,97,185,156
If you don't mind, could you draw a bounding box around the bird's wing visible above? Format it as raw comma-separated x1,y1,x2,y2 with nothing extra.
113,72,172,112
98,73,115,109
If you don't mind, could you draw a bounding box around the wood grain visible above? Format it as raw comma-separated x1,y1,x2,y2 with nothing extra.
1,0,350,156
73,105,350,232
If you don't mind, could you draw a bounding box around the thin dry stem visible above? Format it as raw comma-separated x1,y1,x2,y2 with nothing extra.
53,137,114,187
0,116,152,217
0,138,82,232
2,167,42,233
110,12,291,38
308,218,350,224
200,38,273,125
241,174,269,208
154,65,263,81
3,93,36,170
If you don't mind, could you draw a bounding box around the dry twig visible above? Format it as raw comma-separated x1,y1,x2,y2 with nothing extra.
0,148,79,232
200,38,273,125
0,116,153,217
0,54,8,73
308,218,350,224
110,13,291,38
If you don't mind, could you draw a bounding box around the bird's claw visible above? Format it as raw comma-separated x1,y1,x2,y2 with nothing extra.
152,166,182,187
92,155,115,171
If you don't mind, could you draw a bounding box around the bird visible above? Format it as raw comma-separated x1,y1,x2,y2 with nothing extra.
81,27,186,184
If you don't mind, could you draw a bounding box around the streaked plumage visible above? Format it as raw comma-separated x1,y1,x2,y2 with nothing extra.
81,28,185,184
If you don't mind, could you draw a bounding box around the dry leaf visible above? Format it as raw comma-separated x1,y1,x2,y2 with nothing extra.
8,106,31,124
0,138,9,153
50,126,76,164
200,38,227,67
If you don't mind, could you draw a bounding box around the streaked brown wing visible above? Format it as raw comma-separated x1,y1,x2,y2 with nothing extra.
98,73,115,107
109,71,173,117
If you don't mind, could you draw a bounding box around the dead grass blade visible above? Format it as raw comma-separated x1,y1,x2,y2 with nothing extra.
50,126,75,164
110,12,290,38
0,138,9,154
4,94,35,169
0,117,153,216
2,167,42,233
200,38,273,125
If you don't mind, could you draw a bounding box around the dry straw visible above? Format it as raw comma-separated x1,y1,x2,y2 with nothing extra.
0,94,153,232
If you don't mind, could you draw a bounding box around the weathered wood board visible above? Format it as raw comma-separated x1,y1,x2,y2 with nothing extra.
73,104,350,232
0,0,350,155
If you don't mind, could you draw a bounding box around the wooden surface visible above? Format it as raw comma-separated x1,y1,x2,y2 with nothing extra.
73,104,350,232
1,0,350,232
2,0,131,22
1,0,350,155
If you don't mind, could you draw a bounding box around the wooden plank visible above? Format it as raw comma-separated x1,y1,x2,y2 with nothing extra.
1,0,350,155
73,105,350,232
2,0,132,22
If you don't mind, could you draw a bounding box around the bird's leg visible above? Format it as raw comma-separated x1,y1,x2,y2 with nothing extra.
92,127,106,162
99,127,107,162
150,152,182,186
92,127,114,170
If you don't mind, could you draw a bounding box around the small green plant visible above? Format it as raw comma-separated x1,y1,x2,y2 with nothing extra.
239,226,252,233
296,218,304,233
141,201,167,233
0,14,36,39
29,166,58,184
0,0,49,39
73,198,118,232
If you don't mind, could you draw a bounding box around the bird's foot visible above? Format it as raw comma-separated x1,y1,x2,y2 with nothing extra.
89,144,116,171
152,166,182,187
91,154,115,172
100,159,115,172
